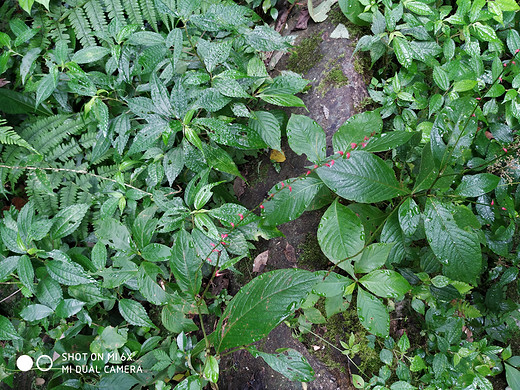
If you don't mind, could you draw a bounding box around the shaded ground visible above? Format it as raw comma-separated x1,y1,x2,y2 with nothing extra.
218,4,370,389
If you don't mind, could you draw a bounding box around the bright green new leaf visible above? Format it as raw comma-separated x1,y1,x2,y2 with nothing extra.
317,151,406,203
55,299,85,318
356,288,389,337
359,270,411,299
286,114,326,163
453,80,477,92
72,46,110,64
215,269,318,352
203,355,219,383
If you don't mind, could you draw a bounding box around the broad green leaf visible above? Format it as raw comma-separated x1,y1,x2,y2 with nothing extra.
36,71,58,107
209,203,259,226
245,25,290,51
257,94,306,107
20,304,53,321
472,22,498,42
95,218,132,252
0,315,21,340
506,363,520,390
20,48,41,84
55,299,85,318
92,242,107,270
398,198,420,236
405,1,433,15
359,270,411,299
356,288,389,337
46,260,94,286
286,114,326,163
455,174,500,197
215,269,318,352
424,199,482,285
17,255,34,293
118,299,155,327
433,66,449,91
0,88,53,115
151,73,173,116
51,204,89,239
363,131,414,152
138,263,169,305
311,272,353,297
171,230,202,297
18,0,35,14
197,39,231,73
497,0,520,11
163,146,184,186
393,38,412,68
248,346,315,382
262,176,323,226
317,151,406,203
100,326,127,350
202,143,242,178
248,111,281,151
453,80,477,92
35,276,62,309
72,46,110,64
507,30,520,54
353,243,393,273
127,31,165,46
333,110,382,152
161,304,198,333
213,78,250,98
317,200,364,265
141,243,172,262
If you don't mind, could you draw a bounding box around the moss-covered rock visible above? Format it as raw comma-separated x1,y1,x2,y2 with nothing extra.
287,32,324,75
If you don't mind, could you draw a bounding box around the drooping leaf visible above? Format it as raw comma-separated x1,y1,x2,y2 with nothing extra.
356,288,389,337
170,230,202,297
248,111,281,151
118,299,155,327
17,255,35,293
398,197,420,236
286,114,326,163
424,199,482,285
215,269,318,352
248,346,315,382
455,174,500,197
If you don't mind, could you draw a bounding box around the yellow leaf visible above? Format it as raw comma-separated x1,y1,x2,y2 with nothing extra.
270,149,286,162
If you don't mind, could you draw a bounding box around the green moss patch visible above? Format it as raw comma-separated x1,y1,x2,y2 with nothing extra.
317,64,349,97
287,32,324,75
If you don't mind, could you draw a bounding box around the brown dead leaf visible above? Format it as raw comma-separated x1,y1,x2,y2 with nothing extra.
253,250,269,272
270,149,286,162
233,177,246,199
485,131,494,140
284,242,297,263
295,8,310,30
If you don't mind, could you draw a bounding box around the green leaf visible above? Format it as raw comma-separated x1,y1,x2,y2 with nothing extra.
20,304,53,321
161,305,198,333
20,48,41,84
151,73,173,116
245,25,290,51
0,89,53,115
453,80,477,92
455,174,500,197
472,22,498,42
353,243,393,273
197,39,231,73
359,270,411,299
17,255,34,293
163,146,184,186
410,355,426,372
92,242,107,270
248,346,315,382
95,218,132,252
128,31,166,46
398,333,410,352
318,200,364,266
0,315,21,340
51,204,89,239
35,276,62,309
36,71,58,107
356,288,389,337
393,38,412,68
506,363,520,390
286,114,326,163
55,299,85,318
72,46,110,64
405,1,433,15
171,230,202,297
46,260,94,286
363,132,414,152
333,110,383,152
202,143,242,178
433,66,450,91
262,176,323,226
390,382,416,390
118,299,154,327
424,199,482,285
18,0,35,14
215,269,318,352
317,151,406,203
497,0,520,11
257,94,306,107
141,243,172,262
248,111,281,151
213,78,250,98
398,198,420,236
203,355,219,383
100,326,127,349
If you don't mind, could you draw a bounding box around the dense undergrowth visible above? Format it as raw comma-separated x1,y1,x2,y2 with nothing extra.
0,0,519,389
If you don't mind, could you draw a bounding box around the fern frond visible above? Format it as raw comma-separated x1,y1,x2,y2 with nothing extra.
26,173,59,215
0,119,39,155
83,0,108,36
48,19,71,46
32,116,86,155
139,0,158,31
122,0,143,27
48,140,82,162
59,181,78,208
67,7,96,47
103,0,126,27
20,115,71,146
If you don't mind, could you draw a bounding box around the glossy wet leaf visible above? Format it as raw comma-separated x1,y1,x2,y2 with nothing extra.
248,346,315,382
455,173,500,197
356,288,389,337
118,299,154,328
286,114,326,163
359,270,411,299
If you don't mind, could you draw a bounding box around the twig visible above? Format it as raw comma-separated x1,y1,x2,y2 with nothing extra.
0,289,21,304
